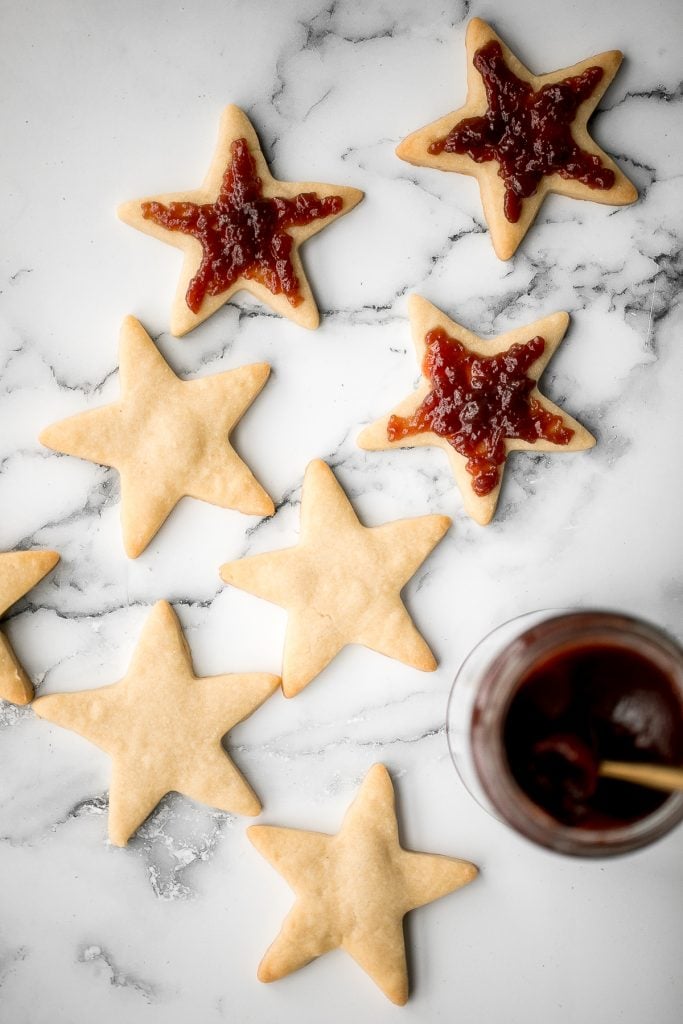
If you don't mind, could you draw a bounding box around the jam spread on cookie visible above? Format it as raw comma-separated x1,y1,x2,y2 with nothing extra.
504,643,683,828
429,40,615,223
386,328,573,496
141,138,343,313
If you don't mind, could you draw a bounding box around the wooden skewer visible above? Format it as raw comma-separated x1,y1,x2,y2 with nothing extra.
599,761,683,793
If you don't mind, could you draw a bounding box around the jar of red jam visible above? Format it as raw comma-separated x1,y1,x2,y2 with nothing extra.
447,611,683,855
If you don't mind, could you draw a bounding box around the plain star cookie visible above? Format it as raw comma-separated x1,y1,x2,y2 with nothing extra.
40,316,273,558
33,601,279,846
0,550,59,704
397,18,637,259
358,295,595,525
118,105,364,335
220,460,450,696
249,763,477,1005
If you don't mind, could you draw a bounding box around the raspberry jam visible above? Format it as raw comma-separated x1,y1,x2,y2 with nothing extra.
141,139,343,313
429,40,615,223
386,327,573,496
504,642,683,829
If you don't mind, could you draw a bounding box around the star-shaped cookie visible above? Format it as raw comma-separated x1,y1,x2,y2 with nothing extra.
220,460,449,697
0,550,59,704
40,316,273,558
397,18,637,259
358,296,595,525
249,763,477,1005
118,105,364,335
33,601,279,846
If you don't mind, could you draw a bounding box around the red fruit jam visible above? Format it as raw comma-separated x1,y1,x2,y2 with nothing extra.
141,138,343,313
429,40,615,222
386,327,573,496
504,642,683,829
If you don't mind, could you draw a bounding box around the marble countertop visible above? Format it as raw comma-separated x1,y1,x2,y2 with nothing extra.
1,0,682,1021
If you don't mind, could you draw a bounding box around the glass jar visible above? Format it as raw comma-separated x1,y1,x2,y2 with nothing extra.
447,610,683,856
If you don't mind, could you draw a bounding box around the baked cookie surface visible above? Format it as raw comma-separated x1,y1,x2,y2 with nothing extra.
0,550,59,704
33,600,279,846
40,316,273,558
119,105,364,335
249,763,477,1005
397,18,637,259
220,459,450,696
358,295,595,525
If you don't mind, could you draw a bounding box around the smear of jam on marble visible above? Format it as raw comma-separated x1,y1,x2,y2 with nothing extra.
504,644,683,828
429,40,615,222
387,327,573,496
141,139,343,313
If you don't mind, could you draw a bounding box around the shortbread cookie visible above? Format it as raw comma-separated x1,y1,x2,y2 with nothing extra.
40,316,273,558
358,295,595,525
118,105,364,335
249,763,477,1005
33,601,279,846
0,550,59,704
220,460,450,696
397,18,637,259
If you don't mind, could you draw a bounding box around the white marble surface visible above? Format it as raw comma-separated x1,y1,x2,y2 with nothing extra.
1,0,682,1021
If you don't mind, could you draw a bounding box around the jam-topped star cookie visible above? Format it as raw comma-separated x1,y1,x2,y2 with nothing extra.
220,459,450,696
33,601,280,846
0,550,59,704
249,764,477,1005
119,105,364,335
397,18,637,259
358,296,595,525
40,316,273,558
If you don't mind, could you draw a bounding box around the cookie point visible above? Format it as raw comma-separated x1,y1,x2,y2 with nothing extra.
368,762,391,783
434,514,452,535
38,425,57,450
257,961,277,984
465,861,479,883
494,238,516,261
124,539,144,560
108,830,129,849
421,652,438,672
356,424,376,450
121,313,143,334
11,678,34,706
218,562,234,584
467,16,490,37
305,458,329,481
38,549,60,573
390,988,409,1007
395,138,408,160
116,200,138,225
622,180,638,204
152,598,175,618
222,102,247,125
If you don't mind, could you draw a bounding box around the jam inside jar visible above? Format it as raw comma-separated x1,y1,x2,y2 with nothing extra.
503,641,683,829
452,611,683,855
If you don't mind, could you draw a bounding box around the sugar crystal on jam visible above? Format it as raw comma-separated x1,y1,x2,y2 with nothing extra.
141,139,343,313
429,40,615,223
387,328,573,496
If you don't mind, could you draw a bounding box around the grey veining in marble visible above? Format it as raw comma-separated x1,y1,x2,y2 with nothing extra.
1,0,682,1021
